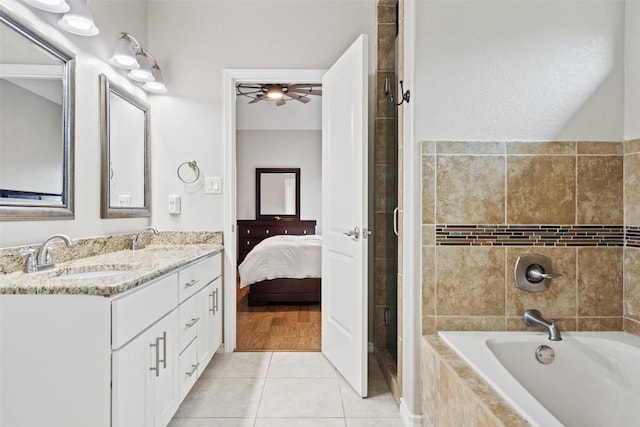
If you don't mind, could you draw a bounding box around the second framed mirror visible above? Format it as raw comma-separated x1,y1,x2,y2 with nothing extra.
100,74,150,218
256,167,300,220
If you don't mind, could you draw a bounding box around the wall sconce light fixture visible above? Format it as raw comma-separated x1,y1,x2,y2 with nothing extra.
384,78,410,106
110,33,168,94
23,0,99,36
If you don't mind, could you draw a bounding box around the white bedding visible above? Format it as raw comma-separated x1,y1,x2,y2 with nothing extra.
238,234,322,288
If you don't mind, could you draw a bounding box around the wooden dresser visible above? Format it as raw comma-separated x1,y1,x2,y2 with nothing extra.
237,219,317,265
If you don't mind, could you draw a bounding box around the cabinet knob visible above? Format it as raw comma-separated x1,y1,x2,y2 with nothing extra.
246,240,250,246
266,230,270,234
284,229,288,234
303,230,307,234
247,229,250,234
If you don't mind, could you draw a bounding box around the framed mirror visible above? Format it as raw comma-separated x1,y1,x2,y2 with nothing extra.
0,9,75,220
256,168,300,220
100,74,150,218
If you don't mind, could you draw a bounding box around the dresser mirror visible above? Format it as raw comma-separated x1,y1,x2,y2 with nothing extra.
0,9,75,220
100,74,150,218
256,167,300,220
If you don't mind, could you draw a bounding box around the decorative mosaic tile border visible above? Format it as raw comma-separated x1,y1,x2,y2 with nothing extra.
626,226,640,248
436,225,624,247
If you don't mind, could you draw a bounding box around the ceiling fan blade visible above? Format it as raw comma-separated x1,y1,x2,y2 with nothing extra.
248,96,263,104
275,98,286,106
288,89,322,97
287,95,311,103
287,83,322,89
238,89,263,96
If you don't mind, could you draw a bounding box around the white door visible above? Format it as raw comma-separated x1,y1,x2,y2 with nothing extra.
321,34,369,398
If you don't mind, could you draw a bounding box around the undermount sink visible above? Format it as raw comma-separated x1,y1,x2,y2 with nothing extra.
51,266,134,280
143,245,195,252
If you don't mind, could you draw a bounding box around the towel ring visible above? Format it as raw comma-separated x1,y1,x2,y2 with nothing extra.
177,160,200,184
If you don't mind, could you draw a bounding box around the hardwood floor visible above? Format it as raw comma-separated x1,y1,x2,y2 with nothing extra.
236,291,321,352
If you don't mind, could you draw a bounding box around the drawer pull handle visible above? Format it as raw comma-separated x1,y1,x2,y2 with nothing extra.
150,337,161,377
185,362,200,377
184,279,200,288
158,331,167,369
186,317,200,328
210,289,219,312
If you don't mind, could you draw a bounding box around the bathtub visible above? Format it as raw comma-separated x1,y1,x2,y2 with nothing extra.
438,331,640,427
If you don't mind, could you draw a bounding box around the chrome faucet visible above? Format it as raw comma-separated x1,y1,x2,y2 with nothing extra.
21,234,73,272
523,309,562,341
131,226,159,250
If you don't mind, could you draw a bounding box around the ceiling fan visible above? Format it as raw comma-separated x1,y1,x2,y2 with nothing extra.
236,83,322,106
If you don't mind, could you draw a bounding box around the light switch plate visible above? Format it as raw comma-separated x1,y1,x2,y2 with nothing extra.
204,176,222,194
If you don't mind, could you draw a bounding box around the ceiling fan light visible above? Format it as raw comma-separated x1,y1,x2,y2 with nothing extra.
128,52,154,82
266,86,284,99
24,0,70,13
57,0,99,36
110,37,140,70
143,66,168,94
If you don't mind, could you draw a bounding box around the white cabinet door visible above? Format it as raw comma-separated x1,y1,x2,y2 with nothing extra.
152,309,180,427
112,325,154,427
112,309,180,427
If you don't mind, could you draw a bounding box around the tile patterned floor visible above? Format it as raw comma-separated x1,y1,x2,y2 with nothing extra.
169,352,404,427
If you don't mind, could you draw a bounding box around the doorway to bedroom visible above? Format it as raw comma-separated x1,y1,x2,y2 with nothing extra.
234,80,323,351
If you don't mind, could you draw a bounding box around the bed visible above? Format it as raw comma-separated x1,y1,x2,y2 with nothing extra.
238,234,321,305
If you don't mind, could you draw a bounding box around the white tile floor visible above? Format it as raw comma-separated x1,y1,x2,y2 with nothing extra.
169,352,404,427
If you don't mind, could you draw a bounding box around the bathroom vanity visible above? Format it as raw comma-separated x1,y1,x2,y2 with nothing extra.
0,243,222,427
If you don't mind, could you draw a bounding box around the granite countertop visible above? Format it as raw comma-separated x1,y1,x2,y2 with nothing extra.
0,244,223,297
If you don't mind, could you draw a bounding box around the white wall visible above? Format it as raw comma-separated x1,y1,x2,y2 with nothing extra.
236,130,322,230
147,0,376,232
414,0,624,142
0,0,150,247
626,0,640,140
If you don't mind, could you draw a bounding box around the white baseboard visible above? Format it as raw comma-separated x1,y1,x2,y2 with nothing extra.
400,398,422,427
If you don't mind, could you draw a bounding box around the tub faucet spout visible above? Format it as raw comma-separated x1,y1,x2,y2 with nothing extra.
523,309,562,341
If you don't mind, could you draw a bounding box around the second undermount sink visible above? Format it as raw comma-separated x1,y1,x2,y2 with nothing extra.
51,265,134,280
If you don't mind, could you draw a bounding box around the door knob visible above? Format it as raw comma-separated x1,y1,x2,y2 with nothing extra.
344,226,360,240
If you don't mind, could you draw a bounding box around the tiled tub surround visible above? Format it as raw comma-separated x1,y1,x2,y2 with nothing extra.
420,335,528,427
421,141,627,334
626,140,640,335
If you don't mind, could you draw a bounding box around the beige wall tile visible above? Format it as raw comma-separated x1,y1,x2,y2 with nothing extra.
577,317,623,331
436,156,505,224
375,212,395,258
436,141,505,155
624,248,640,321
375,119,397,165
578,247,623,316
436,316,505,331
625,153,640,226
374,164,397,212
422,225,435,246
422,246,435,316
377,2,397,26
506,247,576,318
436,247,505,316
625,139,640,154
377,23,396,71
577,141,623,155
420,338,440,427
422,315,436,335
624,317,640,336
422,141,435,155
507,156,576,224
422,155,435,224
507,141,575,155
577,156,623,224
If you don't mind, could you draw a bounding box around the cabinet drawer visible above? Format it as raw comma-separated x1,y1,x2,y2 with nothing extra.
179,338,199,403
112,273,178,349
280,226,315,235
179,295,198,353
240,226,275,237
178,254,221,303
